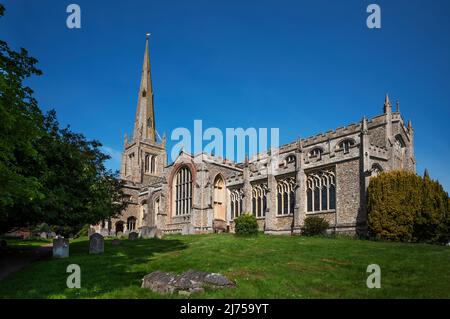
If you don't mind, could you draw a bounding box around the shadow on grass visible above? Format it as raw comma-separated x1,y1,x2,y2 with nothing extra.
0,237,188,299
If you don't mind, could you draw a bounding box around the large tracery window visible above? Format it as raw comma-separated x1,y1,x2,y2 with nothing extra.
277,177,296,215
230,188,243,219
252,184,268,218
174,167,192,216
307,169,336,213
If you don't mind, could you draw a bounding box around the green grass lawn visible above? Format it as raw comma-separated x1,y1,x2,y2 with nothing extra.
0,234,449,298
2,237,52,248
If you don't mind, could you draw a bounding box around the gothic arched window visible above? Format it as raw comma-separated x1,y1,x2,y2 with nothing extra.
285,155,296,164
151,155,156,173
277,177,296,215
144,154,150,173
306,169,336,212
309,148,323,160
338,139,355,154
252,184,268,218
174,167,192,216
127,216,137,231
230,188,243,219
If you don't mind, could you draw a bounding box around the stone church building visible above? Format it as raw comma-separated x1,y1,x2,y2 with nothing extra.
95,36,416,236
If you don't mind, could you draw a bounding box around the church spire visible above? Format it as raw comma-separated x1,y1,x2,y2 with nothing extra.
133,33,156,142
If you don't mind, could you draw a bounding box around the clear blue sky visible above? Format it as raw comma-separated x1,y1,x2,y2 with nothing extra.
1,0,449,190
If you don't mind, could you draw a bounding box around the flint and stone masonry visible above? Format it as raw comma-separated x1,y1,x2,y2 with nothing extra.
94,37,416,236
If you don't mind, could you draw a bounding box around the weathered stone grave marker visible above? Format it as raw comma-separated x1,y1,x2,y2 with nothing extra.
89,233,104,254
53,237,69,258
128,231,139,240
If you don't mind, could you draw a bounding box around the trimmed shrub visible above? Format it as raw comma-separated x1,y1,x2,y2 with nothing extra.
234,214,259,236
367,170,449,244
301,216,329,236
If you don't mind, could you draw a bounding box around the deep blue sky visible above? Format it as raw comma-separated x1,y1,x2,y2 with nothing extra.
1,0,449,190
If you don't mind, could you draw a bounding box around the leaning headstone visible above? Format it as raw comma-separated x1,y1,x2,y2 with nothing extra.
140,226,157,239
111,239,120,246
128,232,139,240
53,238,69,258
89,233,104,254
40,232,48,239
116,231,123,238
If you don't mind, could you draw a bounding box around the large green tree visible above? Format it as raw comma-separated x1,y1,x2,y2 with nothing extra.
0,5,126,235
367,170,449,244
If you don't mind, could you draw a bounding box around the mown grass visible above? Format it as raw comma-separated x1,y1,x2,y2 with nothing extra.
0,234,449,298
2,237,52,247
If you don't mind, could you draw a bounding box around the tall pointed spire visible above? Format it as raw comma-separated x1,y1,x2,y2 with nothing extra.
133,33,156,142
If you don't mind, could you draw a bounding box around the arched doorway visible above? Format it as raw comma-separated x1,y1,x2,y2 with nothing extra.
115,221,124,234
213,175,226,221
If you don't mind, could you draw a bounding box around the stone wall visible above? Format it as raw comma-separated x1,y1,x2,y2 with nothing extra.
336,159,361,226
368,124,386,148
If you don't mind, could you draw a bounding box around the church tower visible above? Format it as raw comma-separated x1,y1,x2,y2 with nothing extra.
120,34,167,185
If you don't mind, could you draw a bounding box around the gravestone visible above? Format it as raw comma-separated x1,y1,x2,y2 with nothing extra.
140,226,156,239
141,269,235,295
53,238,69,258
116,231,123,238
40,232,47,239
112,239,120,246
89,233,104,254
128,232,139,240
